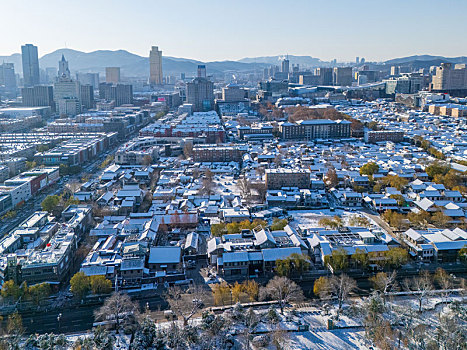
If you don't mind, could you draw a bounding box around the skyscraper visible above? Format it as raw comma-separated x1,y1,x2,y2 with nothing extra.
197,65,206,78
149,46,163,85
0,63,17,90
281,57,290,74
21,44,40,87
106,67,120,84
54,55,81,116
333,67,353,86
22,85,54,110
187,66,214,112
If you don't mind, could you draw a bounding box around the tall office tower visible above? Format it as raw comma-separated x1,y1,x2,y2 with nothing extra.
98,82,133,106
80,84,94,109
186,70,214,112
76,72,99,89
333,67,353,86
281,57,290,74
315,67,333,85
106,67,120,84
149,46,163,85
54,55,81,116
197,65,206,78
21,44,40,87
431,63,467,92
21,85,54,109
356,57,360,65
0,63,17,90
390,66,400,76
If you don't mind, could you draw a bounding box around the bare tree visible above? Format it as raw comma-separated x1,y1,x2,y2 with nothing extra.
404,270,433,313
166,285,206,326
94,292,139,334
237,176,251,200
434,267,453,304
369,271,398,304
328,274,357,318
259,276,304,314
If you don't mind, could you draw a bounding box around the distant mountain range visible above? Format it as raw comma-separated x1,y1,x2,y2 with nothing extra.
1,49,467,78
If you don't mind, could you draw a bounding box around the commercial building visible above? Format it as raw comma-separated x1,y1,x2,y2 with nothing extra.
364,130,405,143
265,169,311,190
431,63,467,95
99,83,133,106
21,44,40,87
105,67,121,84
22,85,54,109
192,144,248,162
80,84,94,109
186,66,214,112
279,119,351,141
333,67,353,86
315,67,333,85
54,55,82,116
149,46,163,85
0,63,17,91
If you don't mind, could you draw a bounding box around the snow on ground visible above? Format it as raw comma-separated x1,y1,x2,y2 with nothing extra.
289,209,356,227
288,329,370,350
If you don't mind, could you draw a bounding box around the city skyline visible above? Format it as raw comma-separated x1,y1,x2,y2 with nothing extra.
2,0,467,62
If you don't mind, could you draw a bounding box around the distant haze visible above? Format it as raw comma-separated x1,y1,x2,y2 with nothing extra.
1,0,467,62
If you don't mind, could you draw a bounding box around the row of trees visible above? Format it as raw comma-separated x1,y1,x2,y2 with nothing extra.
210,219,268,237
382,209,456,230
212,280,259,305
324,246,409,272
1,280,51,305
70,272,112,299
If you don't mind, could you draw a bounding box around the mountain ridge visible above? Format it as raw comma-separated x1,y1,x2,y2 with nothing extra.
1,49,467,77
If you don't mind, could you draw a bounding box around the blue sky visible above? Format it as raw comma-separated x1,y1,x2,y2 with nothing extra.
2,0,467,61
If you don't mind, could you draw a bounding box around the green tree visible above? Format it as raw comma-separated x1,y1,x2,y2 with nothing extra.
90,275,112,295
211,222,226,237
352,248,369,269
324,247,348,271
1,280,21,300
360,162,379,176
70,271,91,299
28,283,51,305
270,218,288,231
426,163,450,180
385,247,408,268
26,161,37,170
459,246,467,262
275,258,292,277
41,195,60,213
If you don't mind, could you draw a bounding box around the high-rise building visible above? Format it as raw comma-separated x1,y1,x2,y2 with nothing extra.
76,72,99,89
186,71,214,112
54,55,81,116
431,63,467,93
80,84,94,109
333,67,353,86
21,44,40,87
149,46,163,85
22,85,54,109
0,63,17,90
197,65,206,78
58,55,71,81
314,67,333,85
98,82,133,106
281,57,290,74
105,67,120,84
